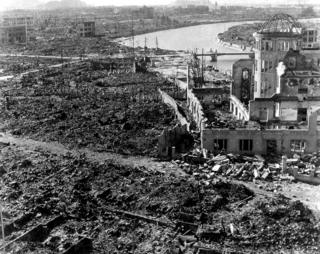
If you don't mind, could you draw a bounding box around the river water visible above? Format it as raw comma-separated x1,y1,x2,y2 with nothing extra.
120,20,257,72
119,18,320,72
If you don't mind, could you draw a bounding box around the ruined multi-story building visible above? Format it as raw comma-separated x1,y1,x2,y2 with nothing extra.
0,25,27,44
197,14,320,155
0,15,32,44
1,16,34,26
302,28,319,49
78,21,95,37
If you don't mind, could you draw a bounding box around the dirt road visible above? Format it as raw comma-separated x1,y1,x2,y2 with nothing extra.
0,132,185,176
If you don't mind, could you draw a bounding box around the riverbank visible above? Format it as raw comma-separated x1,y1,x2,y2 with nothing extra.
217,22,262,49
217,16,320,49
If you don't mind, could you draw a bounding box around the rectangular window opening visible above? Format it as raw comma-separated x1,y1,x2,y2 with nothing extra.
297,108,307,122
239,139,253,152
290,140,306,153
213,139,228,151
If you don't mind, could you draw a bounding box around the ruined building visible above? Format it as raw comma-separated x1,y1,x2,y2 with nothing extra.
199,14,320,155
0,25,27,44
0,16,32,44
302,27,319,50
78,21,95,37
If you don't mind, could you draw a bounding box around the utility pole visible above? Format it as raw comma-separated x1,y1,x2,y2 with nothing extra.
25,18,28,47
144,36,147,55
131,13,136,72
155,36,158,51
201,48,204,88
131,13,135,59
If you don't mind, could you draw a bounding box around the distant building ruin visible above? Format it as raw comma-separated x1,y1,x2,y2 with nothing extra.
0,16,32,44
78,21,95,37
302,28,319,49
1,16,33,26
0,25,27,44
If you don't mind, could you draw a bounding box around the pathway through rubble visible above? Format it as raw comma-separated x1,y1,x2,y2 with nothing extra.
0,132,185,177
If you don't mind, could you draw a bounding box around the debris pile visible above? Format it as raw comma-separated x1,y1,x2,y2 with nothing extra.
203,109,251,129
177,150,320,190
285,153,320,177
0,145,319,253
176,154,282,182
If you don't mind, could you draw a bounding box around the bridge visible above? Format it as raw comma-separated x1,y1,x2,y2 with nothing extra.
194,51,255,62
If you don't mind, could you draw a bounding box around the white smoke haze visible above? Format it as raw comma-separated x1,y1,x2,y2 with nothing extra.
277,62,286,77
276,62,286,94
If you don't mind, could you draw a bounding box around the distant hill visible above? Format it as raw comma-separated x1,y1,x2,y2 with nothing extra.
40,0,88,10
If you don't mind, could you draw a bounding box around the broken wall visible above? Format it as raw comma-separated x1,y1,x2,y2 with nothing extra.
230,95,249,121
159,88,189,128
249,99,275,121
280,75,320,96
187,88,205,130
202,110,320,155
249,97,320,122
174,77,188,90
158,124,193,158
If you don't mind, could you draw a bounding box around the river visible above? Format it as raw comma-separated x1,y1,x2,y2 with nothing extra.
119,20,257,72
118,18,320,72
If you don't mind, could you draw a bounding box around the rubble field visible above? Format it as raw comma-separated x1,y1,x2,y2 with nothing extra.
0,62,177,156
0,37,127,57
0,56,66,77
0,144,319,253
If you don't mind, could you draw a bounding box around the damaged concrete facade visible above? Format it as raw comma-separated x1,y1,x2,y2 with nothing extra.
248,14,320,126
0,25,27,44
302,28,319,50
202,108,320,154
186,14,320,155
0,16,32,44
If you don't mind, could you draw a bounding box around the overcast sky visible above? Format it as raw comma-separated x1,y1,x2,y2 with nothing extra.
0,0,319,12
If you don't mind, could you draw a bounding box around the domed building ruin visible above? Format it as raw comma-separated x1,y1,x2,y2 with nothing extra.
202,13,320,155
